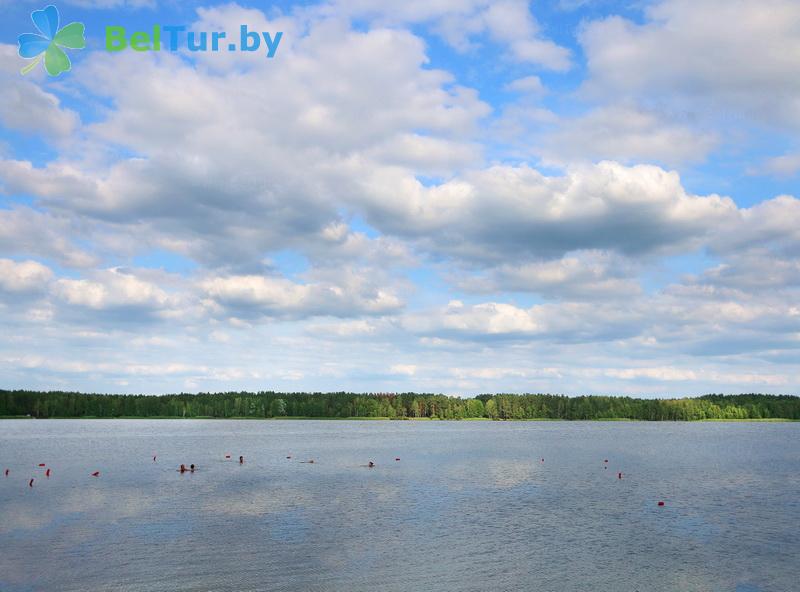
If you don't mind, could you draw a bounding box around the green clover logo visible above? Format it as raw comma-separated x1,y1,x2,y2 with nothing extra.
18,5,85,77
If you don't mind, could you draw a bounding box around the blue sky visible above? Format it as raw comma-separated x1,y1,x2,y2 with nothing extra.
0,0,798,395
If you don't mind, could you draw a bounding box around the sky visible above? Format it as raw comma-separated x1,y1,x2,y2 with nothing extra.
0,0,798,396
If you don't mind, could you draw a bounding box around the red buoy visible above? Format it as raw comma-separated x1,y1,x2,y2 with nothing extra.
45,469,51,477
38,463,45,467
91,471,100,477
658,501,665,507
29,478,34,487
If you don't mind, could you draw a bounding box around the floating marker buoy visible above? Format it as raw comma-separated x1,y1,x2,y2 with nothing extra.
29,478,34,487
38,463,45,467
91,471,100,477
657,501,665,507
45,469,51,477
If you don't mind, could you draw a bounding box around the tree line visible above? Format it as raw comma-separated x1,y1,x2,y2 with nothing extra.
0,390,798,420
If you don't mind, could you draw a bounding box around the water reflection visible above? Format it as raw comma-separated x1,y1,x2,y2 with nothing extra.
0,419,797,592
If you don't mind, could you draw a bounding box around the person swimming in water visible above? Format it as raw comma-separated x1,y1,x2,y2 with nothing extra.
368,461,375,468
180,464,187,473
239,456,244,464
190,464,195,472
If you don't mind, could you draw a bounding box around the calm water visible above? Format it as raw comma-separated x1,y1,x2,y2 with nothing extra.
0,420,798,592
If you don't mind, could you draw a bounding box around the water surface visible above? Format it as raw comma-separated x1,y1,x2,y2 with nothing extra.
1,420,797,592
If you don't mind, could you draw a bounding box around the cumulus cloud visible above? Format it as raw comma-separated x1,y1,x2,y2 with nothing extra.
457,251,641,299
579,0,800,129
538,105,718,166
0,45,79,137
356,161,738,262
0,259,53,293
201,270,403,320
326,0,571,70
51,268,186,326
0,207,98,268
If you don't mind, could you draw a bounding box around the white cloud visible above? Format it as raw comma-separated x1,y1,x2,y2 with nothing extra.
0,259,52,293
326,0,571,70
539,105,717,166
201,270,403,319
54,268,178,313
580,0,800,129
356,160,738,262
756,153,800,178
505,75,546,95
0,45,79,137
458,251,641,299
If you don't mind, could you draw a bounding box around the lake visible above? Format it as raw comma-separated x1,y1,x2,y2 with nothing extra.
0,420,797,592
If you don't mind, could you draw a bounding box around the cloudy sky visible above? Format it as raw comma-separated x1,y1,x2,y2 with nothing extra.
0,0,798,395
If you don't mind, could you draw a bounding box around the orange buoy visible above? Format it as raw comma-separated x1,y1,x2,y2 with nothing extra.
91,471,100,477
29,478,34,487
45,469,51,477
657,501,665,507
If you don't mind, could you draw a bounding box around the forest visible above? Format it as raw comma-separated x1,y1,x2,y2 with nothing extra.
0,390,798,421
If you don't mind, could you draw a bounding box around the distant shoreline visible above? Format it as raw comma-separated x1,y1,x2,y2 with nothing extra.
4,391,798,421
1,415,797,422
